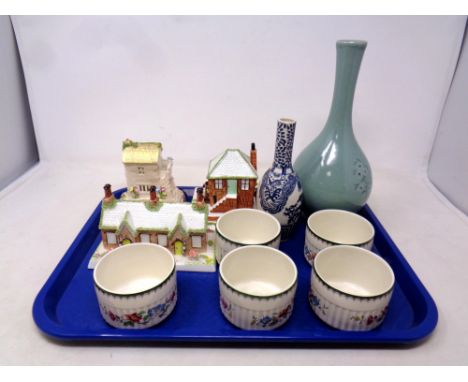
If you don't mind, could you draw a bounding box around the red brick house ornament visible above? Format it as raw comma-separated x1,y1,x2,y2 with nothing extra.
205,144,258,220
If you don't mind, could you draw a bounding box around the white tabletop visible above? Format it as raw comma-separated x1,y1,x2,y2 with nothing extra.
1,161,467,365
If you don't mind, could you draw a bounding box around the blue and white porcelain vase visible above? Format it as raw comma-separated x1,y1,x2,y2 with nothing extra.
259,118,303,240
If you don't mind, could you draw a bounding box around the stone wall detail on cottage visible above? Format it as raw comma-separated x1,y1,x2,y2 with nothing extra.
121,139,185,203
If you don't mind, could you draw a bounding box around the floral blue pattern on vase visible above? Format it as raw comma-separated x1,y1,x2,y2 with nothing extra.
259,119,303,240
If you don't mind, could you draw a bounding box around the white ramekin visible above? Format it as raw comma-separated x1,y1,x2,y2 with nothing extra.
219,245,297,330
304,209,375,265
215,208,281,263
309,245,394,331
93,243,177,329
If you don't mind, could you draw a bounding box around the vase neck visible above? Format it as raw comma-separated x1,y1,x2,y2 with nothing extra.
327,40,366,128
273,119,296,168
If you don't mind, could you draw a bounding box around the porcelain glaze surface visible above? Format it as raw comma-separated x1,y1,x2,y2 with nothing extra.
259,119,303,239
310,245,394,331
304,209,374,265
215,208,281,263
294,40,372,212
219,245,297,330
93,243,177,329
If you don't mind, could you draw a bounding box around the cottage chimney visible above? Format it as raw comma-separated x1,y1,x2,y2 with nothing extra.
196,187,204,202
149,185,159,205
250,142,257,170
196,187,205,208
203,181,210,203
103,184,114,204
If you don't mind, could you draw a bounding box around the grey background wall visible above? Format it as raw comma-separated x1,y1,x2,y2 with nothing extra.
11,16,465,174
0,16,39,190
3,15,468,216
428,23,468,215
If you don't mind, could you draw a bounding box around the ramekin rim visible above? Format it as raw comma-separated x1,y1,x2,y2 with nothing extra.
219,245,298,299
313,245,395,299
215,208,281,246
307,209,375,246
93,243,176,297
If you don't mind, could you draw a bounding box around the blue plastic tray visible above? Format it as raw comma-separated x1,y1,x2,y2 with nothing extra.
33,187,438,345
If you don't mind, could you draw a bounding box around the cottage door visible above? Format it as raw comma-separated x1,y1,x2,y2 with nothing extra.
174,240,184,255
227,179,237,195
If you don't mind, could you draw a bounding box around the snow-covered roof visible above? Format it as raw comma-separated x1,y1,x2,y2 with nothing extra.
207,149,257,179
122,140,162,164
100,200,207,235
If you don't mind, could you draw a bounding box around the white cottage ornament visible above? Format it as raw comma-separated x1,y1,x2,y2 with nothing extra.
121,139,185,203
89,185,216,272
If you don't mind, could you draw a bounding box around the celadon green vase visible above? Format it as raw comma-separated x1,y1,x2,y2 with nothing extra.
294,40,372,212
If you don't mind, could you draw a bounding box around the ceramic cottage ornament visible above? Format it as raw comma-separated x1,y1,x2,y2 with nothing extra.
89,184,215,272
204,144,258,221
121,139,185,203
259,119,303,240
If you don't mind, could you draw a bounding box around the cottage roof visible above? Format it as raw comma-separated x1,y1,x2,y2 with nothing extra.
207,149,257,179
122,140,162,164
100,200,207,235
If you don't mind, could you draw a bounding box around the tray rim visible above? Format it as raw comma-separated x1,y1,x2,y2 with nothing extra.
32,187,438,345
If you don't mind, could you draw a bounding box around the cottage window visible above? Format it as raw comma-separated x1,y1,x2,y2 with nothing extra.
138,167,145,174
140,234,150,243
240,179,250,190
158,234,167,246
191,235,202,248
106,232,117,244
215,179,223,189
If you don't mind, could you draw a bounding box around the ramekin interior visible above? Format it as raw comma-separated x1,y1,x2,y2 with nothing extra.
220,245,297,297
216,209,281,244
307,209,374,245
314,246,394,298
94,243,175,295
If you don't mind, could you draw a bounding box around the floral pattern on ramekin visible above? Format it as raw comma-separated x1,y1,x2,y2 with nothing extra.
101,289,177,328
304,227,373,266
304,244,318,265
250,304,292,328
350,306,388,327
308,289,329,316
220,295,294,330
219,278,296,330
220,296,233,318
309,265,392,331
215,230,281,264
96,268,178,329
